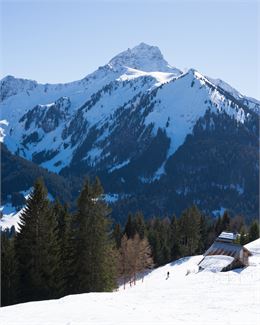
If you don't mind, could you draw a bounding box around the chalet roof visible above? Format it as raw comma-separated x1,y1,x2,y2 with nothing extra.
204,241,252,259
217,232,237,241
199,255,234,272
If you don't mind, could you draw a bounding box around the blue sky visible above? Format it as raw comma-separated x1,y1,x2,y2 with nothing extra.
1,0,259,98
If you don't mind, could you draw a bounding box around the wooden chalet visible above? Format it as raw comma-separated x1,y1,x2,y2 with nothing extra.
199,231,252,272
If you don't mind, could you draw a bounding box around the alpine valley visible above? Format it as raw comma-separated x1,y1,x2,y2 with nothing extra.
1,43,259,223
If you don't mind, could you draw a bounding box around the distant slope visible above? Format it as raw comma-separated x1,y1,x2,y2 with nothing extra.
1,143,78,205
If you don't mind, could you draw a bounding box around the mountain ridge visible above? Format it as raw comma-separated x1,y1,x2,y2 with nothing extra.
1,43,259,220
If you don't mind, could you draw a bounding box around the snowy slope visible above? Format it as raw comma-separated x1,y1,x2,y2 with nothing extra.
1,240,260,325
0,189,54,232
0,204,23,232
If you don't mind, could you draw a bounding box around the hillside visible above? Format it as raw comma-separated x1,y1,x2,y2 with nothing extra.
1,144,78,208
1,239,259,325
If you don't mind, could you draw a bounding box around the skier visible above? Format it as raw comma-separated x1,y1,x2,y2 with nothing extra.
166,271,170,280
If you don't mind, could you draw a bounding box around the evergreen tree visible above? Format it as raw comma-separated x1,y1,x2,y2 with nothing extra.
147,218,171,266
221,211,231,232
50,200,73,296
239,227,248,245
71,178,116,293
134,212,146,239
124,213,136,239
178,206,201,256
198,215,209,253
170,215,180,260
248,220,259,242
112,223,122,249
15,179,61,302
1,232,17,306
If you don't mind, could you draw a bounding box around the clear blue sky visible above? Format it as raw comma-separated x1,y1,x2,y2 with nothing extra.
0,0,259,99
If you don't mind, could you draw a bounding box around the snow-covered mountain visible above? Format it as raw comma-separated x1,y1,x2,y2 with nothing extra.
1,43,259,219
1,238,259,325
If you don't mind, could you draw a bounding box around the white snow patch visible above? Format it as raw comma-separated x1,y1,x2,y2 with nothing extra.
108,159,130,173
212,207,226,217
0,204,23,232
118,67,176,87
102,193,119,203
0,119,9,142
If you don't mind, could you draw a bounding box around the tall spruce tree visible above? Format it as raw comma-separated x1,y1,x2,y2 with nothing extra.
178,205,201,256
52,200,73,296
1,232,17,306
15,179,61,302
134,212,146,240
112,223,122,249
124,213,136,239
71,178,116,293
248,220,259,242
170,215,180,260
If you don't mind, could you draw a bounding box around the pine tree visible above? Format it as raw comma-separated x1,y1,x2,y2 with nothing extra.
15,178,61,302
198,215,208,253
221,211,231,232
248,220,259,242
239,227,248,245
71,178,116,293
134,212,146,239
178,206,201,256
124,213,136,239
170,215,180,260
112,223,122,249
52,200,73,296
1,232,17,306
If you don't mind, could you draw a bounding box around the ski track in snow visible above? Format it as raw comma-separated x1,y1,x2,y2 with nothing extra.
1,239,260,325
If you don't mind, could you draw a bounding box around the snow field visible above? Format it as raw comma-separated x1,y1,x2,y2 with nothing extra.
1,240,260,325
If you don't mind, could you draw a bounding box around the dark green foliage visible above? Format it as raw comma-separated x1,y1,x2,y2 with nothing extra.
1,233,18,306
11,192,25,209
124,211,146,240
112,223,122,249
248,220,259,242
15,179,61,303
239,227,248,245
178,206,201,256
71,178,116,293
170,216,181,260
51,200,73,296
124,213,136,239
147,218,171,266
214,211,231,236
134,212,146,240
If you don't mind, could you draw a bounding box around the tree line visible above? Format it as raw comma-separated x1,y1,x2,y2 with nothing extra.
1,178,259,306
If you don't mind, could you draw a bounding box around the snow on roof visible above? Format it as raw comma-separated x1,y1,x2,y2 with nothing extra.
199,255,234,272
218,231,236,241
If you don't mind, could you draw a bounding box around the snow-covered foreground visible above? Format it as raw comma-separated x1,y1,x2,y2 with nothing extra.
1,239,260,325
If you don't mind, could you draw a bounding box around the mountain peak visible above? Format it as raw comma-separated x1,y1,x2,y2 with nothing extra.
108,43,181,74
